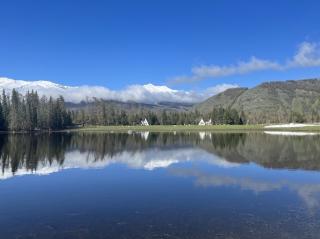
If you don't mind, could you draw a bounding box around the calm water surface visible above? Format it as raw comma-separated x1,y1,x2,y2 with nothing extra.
1,131,320,239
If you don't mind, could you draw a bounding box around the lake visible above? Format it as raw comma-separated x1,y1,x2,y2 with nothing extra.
0,131,320,239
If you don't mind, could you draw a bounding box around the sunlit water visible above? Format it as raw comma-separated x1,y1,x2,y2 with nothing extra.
1,131,320,239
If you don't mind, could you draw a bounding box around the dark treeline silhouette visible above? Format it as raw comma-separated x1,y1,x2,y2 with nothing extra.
0,132,204,174
1,132,320,177
0,90,246,131
0,89,72,131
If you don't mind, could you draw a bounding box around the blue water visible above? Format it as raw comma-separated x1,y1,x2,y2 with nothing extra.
0,132,320,238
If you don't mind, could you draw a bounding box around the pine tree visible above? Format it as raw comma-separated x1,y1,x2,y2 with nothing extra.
2,90,9,130
161,110,168,125
37,96,48,129
9,89,21,131
0,100,5,130
48,97,55,130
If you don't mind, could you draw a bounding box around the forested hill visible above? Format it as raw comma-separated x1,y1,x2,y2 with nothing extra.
66,100,193,112
194,78,320,123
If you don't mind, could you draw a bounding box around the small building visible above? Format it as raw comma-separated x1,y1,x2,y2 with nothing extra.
141,118,149,126
205,119,212,125
198,119,205,126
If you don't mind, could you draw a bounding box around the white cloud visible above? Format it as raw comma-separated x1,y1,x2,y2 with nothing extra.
288,41,320,67
0,147,239,180
204,83,240,95
171,167,320,211
171,41,320,83
192,57,281,78
0,77,237,103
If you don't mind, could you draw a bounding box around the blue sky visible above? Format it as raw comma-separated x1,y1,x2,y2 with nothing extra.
1,0,320,92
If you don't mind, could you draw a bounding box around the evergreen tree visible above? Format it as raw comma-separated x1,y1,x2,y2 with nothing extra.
37,96,49,129
2,90,9,130
9,89,21,131
0,100,5,130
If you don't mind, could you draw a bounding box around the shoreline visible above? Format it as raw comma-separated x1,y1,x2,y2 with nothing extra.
61,124,320,133
2,124,320,133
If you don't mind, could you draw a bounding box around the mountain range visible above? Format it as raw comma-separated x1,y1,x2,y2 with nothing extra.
1,77,320,123
0,77,235,104
195,78,320,123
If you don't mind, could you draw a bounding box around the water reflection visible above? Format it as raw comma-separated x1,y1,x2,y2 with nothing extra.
170,167,320,211
1,132,320,176
1,132,320,238
0,133,218,178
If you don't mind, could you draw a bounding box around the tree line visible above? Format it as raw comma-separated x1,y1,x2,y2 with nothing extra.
2,131,318,176
70,99,246,126
0,90,246,131
0,89,72,131
0,132,247,174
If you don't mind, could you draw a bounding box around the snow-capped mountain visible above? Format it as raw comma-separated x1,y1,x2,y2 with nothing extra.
0,77,69,90
0,77,238,103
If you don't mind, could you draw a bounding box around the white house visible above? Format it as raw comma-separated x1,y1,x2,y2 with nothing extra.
198,119,205,126
205,119,212,125
199,118,212,126
141,118,149,126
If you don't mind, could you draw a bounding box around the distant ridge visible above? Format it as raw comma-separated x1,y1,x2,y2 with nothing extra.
195,87,248,111
3,76,320,123
66,99,193,112
195,78,320,123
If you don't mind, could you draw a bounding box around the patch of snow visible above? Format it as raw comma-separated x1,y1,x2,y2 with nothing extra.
142,83,177,93
264,123,318,128
264,131,319,136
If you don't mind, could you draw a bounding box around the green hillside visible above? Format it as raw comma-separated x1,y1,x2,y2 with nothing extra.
194,87,248,112
195,78,320,123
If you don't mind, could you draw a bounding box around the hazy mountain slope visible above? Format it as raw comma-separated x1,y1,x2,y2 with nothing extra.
194,87,248,112
66,100,193,112
195,78,320,123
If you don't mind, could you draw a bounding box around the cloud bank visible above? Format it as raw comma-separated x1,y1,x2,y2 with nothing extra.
0,77,237,103
172,41,320,83
171,167,320,211
0,147,238,180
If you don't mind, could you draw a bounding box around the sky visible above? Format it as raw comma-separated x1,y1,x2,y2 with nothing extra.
1,0,320,96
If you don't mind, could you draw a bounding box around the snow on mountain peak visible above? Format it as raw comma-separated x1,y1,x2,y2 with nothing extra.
142,83,177,93
0,77,238,103
0,77,68,90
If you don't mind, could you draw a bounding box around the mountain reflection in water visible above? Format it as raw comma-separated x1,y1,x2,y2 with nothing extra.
1,132,320,176
1,132,320,239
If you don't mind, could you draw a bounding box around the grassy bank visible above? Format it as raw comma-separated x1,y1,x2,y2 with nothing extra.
64,124,320,133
